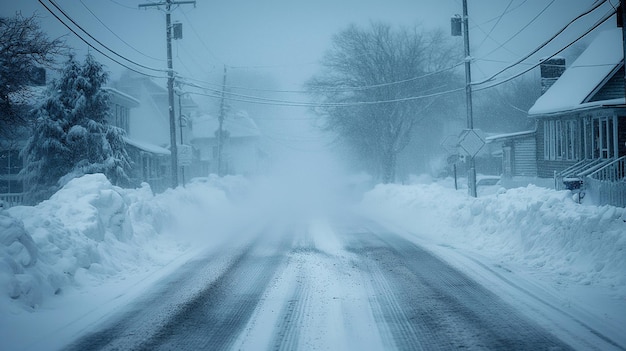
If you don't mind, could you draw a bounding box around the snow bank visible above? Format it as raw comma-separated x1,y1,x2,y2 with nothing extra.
359,181,626,294
0,173,241,311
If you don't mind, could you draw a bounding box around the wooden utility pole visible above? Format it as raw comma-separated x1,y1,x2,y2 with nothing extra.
217,65,228,176
461,0,477,197
139,0,195,188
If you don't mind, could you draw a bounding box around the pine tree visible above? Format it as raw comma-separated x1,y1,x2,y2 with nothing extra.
21,54,132,203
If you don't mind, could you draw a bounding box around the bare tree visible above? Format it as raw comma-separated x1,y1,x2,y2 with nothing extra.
0,13,65,137
473,74,540,133
307,22,461,183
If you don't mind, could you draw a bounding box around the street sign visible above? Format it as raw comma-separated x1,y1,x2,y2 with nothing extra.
440,134,459,154
458,129,486,157
178,144,192,166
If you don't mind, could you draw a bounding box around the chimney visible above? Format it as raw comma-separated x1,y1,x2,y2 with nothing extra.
539,56,566,94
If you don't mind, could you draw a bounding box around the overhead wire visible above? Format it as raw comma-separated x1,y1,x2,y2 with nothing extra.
180,79,464,107
177,60,466,95
79,0,165,62
179,7,224,65
473,0,515,52
42,0,169,73
473,7,615,92
478,0,556,61
472,0,608,86
37,0,169,79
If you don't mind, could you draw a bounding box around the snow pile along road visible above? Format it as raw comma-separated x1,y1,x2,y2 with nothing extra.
359,180,626,297
0,173,239,311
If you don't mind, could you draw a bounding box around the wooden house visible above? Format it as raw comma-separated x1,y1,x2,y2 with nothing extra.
528,28,626,206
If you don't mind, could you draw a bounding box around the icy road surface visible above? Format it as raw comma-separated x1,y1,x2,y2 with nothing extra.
65,219,578,351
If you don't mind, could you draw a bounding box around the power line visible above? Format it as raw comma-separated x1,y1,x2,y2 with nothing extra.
179,8,224,64
37,0,168,79
472,0,608,86
470,0,529,29
107,0,138,10
177,61,465,95
476,0,556,60
79,0,165,62
43,0,168,73
182,81,464,108
473,0,515,51
474,8,614,92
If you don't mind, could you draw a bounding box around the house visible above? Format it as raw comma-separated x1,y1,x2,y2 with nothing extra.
0,79,177,207
486,130,537,179
529,28,625,206
191,111,261,176
110,71,201,185
0,83,47,207
104,87,171,192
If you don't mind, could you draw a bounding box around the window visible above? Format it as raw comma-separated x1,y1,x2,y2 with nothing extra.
592,116,615,159
111,103,130,133
0,150,23,175
544,119,579,161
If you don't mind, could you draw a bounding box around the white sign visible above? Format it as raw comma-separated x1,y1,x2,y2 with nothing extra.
458,129,486,157
178,144,193,166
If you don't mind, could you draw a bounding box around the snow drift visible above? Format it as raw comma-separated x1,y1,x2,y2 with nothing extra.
0,173,241,310
359,180,626,296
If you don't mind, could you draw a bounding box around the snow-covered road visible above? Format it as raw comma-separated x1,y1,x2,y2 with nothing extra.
63,218,580,351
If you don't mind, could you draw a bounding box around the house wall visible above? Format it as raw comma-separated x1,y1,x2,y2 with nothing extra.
512,137,537,177
536,119,578,178
590,66,624,102
617,116,626,157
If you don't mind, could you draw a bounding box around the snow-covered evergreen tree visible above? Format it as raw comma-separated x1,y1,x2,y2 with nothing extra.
21,54,132,203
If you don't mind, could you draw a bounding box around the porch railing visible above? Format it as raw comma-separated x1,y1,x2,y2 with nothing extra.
554,158,614,190
585,156,626,207
0,193,24,208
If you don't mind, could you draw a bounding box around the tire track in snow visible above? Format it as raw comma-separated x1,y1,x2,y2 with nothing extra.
347,228,575,350
460,252,626,351
139,231,292,351
64,226,291,351
270,266,309,351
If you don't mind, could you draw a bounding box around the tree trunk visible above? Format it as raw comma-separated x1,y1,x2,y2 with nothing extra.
381,149,396,184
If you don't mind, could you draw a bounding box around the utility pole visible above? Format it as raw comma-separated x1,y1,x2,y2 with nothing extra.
217,65,228,176
452,0,478,197
139,0,195,188
462,0,477,198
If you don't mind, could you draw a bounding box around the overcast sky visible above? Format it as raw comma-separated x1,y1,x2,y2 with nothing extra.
0,0,617,89
1,0,618,152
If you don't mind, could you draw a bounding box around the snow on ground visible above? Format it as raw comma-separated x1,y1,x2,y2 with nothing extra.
0,173,247,350
358,175,626,348
1,172,624,350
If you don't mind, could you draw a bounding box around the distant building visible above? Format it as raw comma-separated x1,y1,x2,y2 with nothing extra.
103,87,171,192
191,111,262,176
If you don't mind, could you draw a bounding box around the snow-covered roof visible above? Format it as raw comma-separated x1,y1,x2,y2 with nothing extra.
485,130,535,143
192,111,261,140
123,137,170,155
103,87,140,108
529,28,624,116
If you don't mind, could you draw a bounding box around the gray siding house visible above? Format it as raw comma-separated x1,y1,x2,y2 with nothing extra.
529,28,626,206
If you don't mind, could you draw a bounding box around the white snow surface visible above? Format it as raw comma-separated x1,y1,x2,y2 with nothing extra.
1,173,625,350
529,28,624,115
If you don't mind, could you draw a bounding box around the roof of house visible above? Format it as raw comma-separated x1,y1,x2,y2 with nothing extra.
528,28,624,116
485,130,535,143
123,137,170,155
192,111,261,140
103,87,140,108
